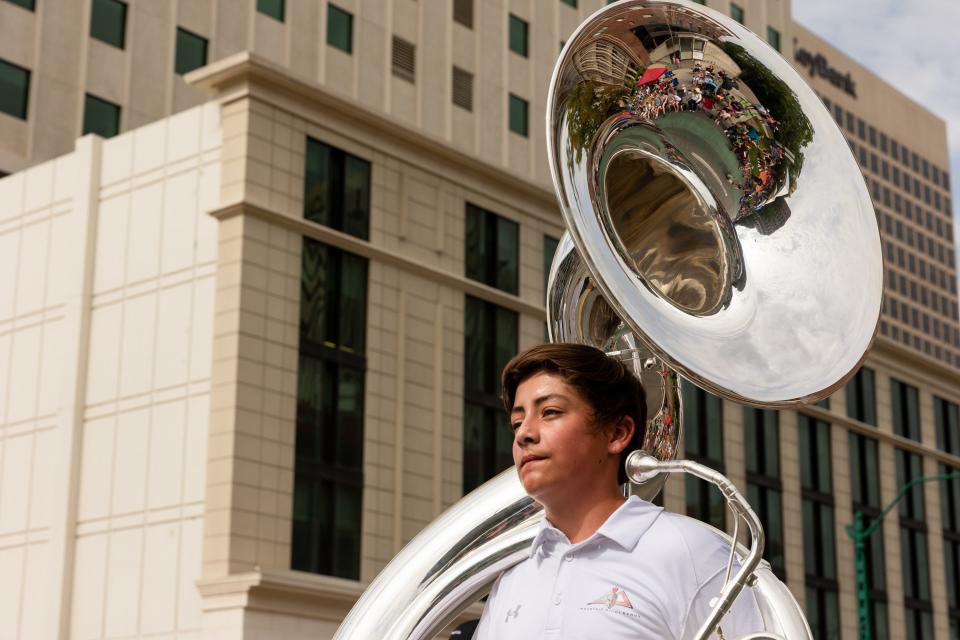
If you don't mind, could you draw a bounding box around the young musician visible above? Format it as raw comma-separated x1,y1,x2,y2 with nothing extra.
473,343,763,639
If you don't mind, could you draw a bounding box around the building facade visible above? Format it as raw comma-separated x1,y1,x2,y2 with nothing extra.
0,1,957,640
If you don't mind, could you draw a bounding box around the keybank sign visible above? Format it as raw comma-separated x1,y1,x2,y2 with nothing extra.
794,48,857,98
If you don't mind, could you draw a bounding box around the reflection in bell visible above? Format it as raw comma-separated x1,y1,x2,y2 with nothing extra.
604,149,725,315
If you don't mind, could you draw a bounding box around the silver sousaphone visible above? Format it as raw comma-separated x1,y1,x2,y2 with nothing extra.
335,1,883,638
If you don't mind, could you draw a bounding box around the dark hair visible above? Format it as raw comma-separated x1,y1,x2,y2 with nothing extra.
500,343,647,485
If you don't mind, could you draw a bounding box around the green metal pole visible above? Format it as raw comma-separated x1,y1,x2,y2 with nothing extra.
851,511,871,640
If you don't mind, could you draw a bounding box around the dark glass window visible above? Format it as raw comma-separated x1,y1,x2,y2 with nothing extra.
941,462,960,638
744,408,785,578
509,14,528,57
560,0,577,6
90,0,126,49
935,396,960,456
0,58,30,120
896,448,933,639
766,27,780,52
730,3,744,23
292,139,371,578
293,238,367,579
4,0,34,10
453,0,473,28
846,366,876,425
891,379,921,441
508,94,528,137
465,203,518,295
799,415,840,640
304,138,370,240
82,93,120,138
327,4,353,54
849,433,888,639
174,27,208,75
463,295,517,493
683,381,725,529
256,0,284,21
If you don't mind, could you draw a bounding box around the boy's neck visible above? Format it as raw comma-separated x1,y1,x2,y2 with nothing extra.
543,489,627,544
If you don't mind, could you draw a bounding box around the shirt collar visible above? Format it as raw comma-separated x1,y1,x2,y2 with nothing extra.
528,496,663,558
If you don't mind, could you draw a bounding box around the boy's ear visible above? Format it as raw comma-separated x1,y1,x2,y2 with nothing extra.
607,416,635,455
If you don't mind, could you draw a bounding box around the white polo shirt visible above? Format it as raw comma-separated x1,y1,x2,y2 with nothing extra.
473,496,764,639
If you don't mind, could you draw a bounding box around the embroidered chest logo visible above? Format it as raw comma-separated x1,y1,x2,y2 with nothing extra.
504,604,522,623
587,586,634,610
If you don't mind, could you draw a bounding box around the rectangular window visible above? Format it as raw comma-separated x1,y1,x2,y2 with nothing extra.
453,0,473,28
730,3,744,23
82,93,121,138
463,295,517,493
452,66,473,111
849,433,889,639
935,396,960,456
174,27,208,75
896,448,933,639
465,203,519,295
891,379,921,441
799,415,840,640
509,14,529,57
744,408,785,578
508,94,528,137
4,0,34,10
846,366,876,425
560,0,577,6
256,0,284,21
303,138,370,240
683,381,725,529
766,27,781,52
0,58,30,120
327,4,353,54
292,138,371,578
90,0,126,49
392,36,416,83
293,238,367,579
941,462,960,638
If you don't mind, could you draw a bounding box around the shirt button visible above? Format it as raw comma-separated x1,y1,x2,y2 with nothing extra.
565,554,574,562
554,594,562,605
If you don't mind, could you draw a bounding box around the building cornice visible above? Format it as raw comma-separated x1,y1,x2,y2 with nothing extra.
185,52,561,225
196,568,485,624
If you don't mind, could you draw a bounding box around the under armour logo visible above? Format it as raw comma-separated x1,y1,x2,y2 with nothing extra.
505,604,522,623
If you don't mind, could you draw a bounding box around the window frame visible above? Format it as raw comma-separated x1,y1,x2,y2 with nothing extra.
0,57,30,120
89,0,127,49
174,27,208,76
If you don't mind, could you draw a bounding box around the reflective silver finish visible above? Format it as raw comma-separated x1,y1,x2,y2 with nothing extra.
333,470,541,640
548,232,682,501
548,0,883,405
336,1,882,638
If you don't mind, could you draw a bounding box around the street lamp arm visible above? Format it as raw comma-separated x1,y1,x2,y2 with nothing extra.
847,471,960,541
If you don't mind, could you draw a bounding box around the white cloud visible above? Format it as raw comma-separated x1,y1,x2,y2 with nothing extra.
793,0,960,263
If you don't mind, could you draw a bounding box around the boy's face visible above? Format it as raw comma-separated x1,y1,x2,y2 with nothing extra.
510,372,631,505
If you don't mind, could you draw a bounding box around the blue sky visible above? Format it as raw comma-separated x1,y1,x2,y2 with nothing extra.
791,0,960,266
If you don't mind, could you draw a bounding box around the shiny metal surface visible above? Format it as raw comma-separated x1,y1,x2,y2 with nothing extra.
548,0,883,406
336,2,882,638
548,232,683,501
332,470,541,640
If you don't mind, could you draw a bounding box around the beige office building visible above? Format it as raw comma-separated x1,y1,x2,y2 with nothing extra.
0,1,957,639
